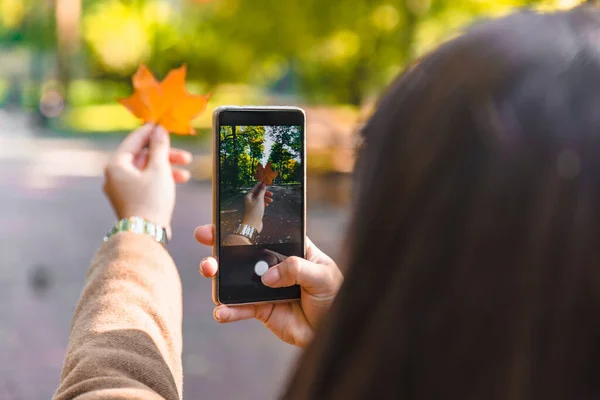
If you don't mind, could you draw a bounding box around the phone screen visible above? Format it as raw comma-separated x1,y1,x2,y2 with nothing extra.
216,109,304,304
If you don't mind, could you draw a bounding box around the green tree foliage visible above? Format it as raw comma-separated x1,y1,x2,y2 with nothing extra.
0,0,56,48
220,125,302,189
175,0,583,105
220,125,266,189
245,125,266,173
267,126,302,184
0,0,586,105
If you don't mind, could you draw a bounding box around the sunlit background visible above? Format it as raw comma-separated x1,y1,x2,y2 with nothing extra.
0,0,585,398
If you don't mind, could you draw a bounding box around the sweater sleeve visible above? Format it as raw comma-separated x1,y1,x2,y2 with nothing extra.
54,232,183,400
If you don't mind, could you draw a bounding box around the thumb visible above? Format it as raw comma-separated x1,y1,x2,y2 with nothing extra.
257,183,267,199
262,256,332,294
148,126,170,168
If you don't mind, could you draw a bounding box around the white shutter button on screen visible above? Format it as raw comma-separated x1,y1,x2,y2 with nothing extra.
254,260,269,277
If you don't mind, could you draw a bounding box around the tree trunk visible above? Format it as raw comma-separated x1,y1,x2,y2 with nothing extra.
55,0,81,98
400,4,418,63
349,58,368,107
232,125,239,186
279,144,283,184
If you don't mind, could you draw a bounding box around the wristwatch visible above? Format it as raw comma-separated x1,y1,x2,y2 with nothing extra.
233,224,259,244
104,217,169,247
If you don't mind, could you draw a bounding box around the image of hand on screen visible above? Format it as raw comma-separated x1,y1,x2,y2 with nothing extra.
223,182,273,246
219,125,303,246
242,182,274,232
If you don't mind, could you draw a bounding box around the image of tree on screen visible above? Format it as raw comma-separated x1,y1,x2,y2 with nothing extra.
219,125,303,246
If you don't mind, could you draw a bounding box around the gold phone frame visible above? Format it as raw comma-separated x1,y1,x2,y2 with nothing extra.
212,106,307,306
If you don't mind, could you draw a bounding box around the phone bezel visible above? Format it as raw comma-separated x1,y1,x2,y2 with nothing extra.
212,106,306,305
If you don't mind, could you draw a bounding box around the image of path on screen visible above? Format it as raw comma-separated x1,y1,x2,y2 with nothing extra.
219,125,302,245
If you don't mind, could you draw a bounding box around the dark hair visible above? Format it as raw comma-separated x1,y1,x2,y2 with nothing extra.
285,6,600,399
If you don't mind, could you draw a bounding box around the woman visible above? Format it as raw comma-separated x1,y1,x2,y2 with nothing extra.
54,124,340,400
56,5,600,399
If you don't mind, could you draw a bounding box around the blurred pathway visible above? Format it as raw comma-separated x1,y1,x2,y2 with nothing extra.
0,111,348,399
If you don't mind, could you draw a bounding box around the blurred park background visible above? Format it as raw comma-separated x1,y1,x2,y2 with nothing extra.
0,0,587,398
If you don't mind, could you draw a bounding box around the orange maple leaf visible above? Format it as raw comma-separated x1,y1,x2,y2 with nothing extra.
119,64,210,135
254,162,278,185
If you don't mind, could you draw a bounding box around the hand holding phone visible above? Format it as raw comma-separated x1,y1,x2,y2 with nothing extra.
195,225,343,348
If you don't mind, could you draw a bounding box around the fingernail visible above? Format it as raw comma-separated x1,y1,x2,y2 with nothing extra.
262,266,280,286
261,183,266,189
215,307,229,322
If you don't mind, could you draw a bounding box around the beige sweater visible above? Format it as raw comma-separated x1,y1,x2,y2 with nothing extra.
54,232,183,400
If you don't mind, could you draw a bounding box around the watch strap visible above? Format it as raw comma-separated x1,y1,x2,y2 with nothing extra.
233,224,258,243
104,217,168,246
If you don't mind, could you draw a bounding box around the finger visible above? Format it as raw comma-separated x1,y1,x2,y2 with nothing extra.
259,249,288,265
133,150,147,169
262,256,331,292
245,182,262,200
117,124,155,155
214,305,254,323
249,182,263,196
214,304,273,323
194,224,215,246
169,148,193,165
173,167,191,183
306,237,318,252
148,126,171,169
133,148,193,170
305,236,329,261
264,197,273,204
133,150,189,182
199,257,218,278
265,191,273,198
256,183,267,199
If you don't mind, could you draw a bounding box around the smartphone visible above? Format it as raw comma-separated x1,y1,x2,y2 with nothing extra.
212,106,306,305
